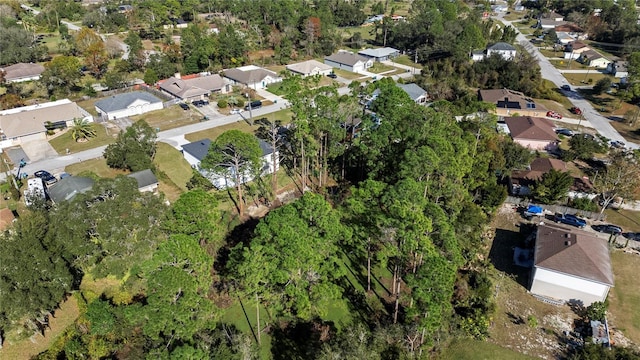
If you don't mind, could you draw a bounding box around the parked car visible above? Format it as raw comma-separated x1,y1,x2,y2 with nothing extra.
34,170,57,186
546,111,563,119
622,232,640,241
192,99,209,107
593,224,623,235
554,213,587,228
245,100,262,110
569,107,582,115
555,128,574,136
179,103,189,110
610,140,625,149
327,73,338,79
561,85,571,91
230,108,242,114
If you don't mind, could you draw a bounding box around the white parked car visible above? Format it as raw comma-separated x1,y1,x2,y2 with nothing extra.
230,108,242,115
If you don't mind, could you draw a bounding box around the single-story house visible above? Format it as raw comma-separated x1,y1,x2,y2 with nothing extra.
563,40,590,59
94,91,163,120
0,99,93,148
0,63,45,83
364,14,384,24
127,169,159,193
579,49,609,68
539,11,566,29
163,18,188,29
397,83,429,104
478,88,545,117
159,73,229,102
556,31,575,45
504,116,558,151
530,224,614,306
509,157,567,196
48,176,95,204
181,138,279,189
358,47,400,62
222,65,282,90
324,51,373,73
472,42,517,61
286,60,333,77
607,60,628,78
555,23,585,38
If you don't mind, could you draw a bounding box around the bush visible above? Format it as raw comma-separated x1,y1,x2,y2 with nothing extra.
527,315,538,328
570,197,598,212
217,99,228,108
237,98,245,108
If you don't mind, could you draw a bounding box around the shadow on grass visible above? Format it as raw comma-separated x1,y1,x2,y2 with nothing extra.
576,89,614,109
488,226,533,289
238,298,258,343
270,319,335,360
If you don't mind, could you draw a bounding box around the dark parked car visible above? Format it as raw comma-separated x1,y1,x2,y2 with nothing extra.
555,128,574,136
561,85,571,91
327,73,337,79
245,100,262,110
554,213,587,228
192,99,209,107
593,224,623,235
622,232,640,241
610,140,625,149
179,103,189,110
34,170,57,185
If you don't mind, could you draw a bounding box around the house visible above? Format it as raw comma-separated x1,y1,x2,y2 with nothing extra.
127,169,159,193
504,116,558,151
364,14,384,24
94,91,163,120
530,224,614,306
509,157,567,195
48,176,94,204
163,18,188,29
478,88,545,117
563,40,591,60
579,49,609,68
181,138,279,189
471,42,517,61
0,63,45,83
540,11,566,29
556,31,575,45
286,60,333,77
607,60,628,78
324,51,373,73
117,4,133,13
223,65,282,90
0,99,93,148
358,47,400,62
159,73,229,102
555,23,585,38
397,83,429,104
0,208,15,231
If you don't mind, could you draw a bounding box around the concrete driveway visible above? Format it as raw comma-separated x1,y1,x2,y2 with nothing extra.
20,140,58,164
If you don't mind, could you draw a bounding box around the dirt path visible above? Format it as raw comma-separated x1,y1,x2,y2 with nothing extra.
0,296,79,359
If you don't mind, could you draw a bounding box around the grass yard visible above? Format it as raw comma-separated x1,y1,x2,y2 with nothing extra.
76,98,101,117
610,120,640,143
154,142,192,197
185,109,293,142
549,59,589,70
340,26,375,41
65,158,127,178
563,72,611,86
440,339,539,360
0,296,79,360
608,251,640,345
332,68,363,80
266,82,287,96
131,105,200,131
49,124,117,154
603,209,640,232
503,12,527,22
392,55,423,69
367,62,395,74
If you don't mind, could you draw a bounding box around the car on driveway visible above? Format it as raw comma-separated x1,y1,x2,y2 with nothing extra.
569,107,582,115
546,111,562,119
561,85,571,91
610,140,625,149
34,170,57,186
230,108,242,115
327,73,337,79
554,213,587,228
555,128,574,136
179,103,189,110
192,99,209,107
593,224,623,235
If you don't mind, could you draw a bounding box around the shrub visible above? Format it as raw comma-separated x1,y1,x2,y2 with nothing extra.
570,197,598,212
217,99,228,108
527,315,538,328
237,98,245,108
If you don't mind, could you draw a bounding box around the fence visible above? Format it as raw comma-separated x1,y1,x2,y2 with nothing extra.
505,196,602,220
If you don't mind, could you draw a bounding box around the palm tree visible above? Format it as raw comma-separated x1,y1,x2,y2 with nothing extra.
70,118,97,142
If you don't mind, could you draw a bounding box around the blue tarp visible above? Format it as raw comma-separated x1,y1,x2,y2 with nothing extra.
526,205,543,215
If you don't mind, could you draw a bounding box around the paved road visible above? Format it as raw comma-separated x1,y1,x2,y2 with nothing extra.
497,15,637,149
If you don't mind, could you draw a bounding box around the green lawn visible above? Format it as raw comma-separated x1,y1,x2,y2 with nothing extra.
548,59,589,70
439,339,538,360
65,158,127,178
608,251,640,345
185,109,293,142
563,72,612,86
368,62,395,74
131,105,200,131
340,26,375,41
266,82,287,96
393,55,423,69
603,209,640,232
154,142,192,193
49,124,117,154
332,68,363,80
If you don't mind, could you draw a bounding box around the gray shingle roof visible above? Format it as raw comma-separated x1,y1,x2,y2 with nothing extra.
159,74,226,99
48,176,94,204
286,60,332,75
258,139,275,156
127,169,158,189
182,139,211,162
223,68,278,85
0,63,45,81
487,42,516,51
358,47,399,59
398,83,427,101
325,52,370,66
95,91,162,113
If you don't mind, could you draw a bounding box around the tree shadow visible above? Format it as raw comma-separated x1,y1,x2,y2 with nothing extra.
270,319,335,360
506,311,525,325
214,217,260,276
488,225,534,289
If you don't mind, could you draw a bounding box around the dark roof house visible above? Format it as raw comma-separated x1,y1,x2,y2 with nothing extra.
48,176,95,204
127,169,159,193
478,88,542,113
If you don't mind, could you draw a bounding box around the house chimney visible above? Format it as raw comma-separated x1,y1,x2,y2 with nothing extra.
175,73,181,79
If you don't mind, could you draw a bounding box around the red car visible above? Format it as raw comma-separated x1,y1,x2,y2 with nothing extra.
570,107,582,115
546,111,563,119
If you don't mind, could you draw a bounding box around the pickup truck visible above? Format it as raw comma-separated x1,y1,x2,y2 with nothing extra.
554,213,587,228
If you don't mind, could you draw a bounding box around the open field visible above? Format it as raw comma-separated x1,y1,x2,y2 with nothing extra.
608,251,640,346
548,59,590,71
131,105,201,131
610,119,640,143
503,12,527,22
49,124,117,154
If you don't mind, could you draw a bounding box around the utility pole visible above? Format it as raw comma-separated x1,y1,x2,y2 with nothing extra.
245,92,253,125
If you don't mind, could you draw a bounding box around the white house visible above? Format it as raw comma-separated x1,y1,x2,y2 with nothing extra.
579,49,609,68
324,51,373,73
0,63,45,83
397,83,429,104
222,65,282,90
530,224,614,306
181,138,279,189
358,47,400,62
94,91,163,120
286,60,333,77
486,42,517,60
556,31,575,45
0,99,93,148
